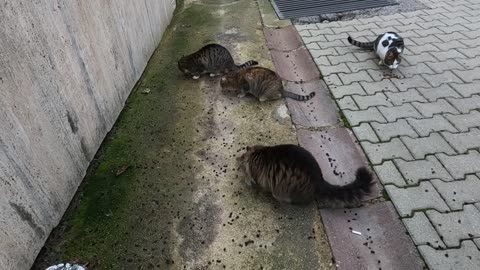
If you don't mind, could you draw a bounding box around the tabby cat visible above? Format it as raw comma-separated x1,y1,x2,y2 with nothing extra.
220,67,316,102
178,44,258,79
238,144,373,206
348,32,404,69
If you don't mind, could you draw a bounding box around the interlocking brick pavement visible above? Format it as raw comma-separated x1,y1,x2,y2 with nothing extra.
296,0,480,267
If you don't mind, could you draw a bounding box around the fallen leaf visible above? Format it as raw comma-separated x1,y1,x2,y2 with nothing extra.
116,164,129,176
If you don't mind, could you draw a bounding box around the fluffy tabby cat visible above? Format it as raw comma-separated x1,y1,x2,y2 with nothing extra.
178,44,258,79
220,67,316,102
238,144,373,206
348,32,404,69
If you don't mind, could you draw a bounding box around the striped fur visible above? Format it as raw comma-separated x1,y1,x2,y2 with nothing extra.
348,32,404,69
177,44,258,79
220,67,315,102
238,144,374,206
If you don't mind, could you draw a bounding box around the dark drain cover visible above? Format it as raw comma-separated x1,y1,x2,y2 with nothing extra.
271,0,397,19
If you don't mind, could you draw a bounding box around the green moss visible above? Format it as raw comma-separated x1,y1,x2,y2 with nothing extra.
338,110,351,128
382,189,391,201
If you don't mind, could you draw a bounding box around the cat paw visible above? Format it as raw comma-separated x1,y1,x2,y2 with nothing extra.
192,75,200,80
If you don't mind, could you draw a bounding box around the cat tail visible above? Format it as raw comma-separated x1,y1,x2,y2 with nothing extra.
317,167,374,205
281,89,316,101
347,36,374,49
236,60,258,70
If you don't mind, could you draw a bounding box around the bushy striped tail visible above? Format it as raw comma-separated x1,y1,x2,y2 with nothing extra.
236,60,258,70
281,90,316,101
347,36,374,49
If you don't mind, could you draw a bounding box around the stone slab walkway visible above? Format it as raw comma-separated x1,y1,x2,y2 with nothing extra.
295,0,480,269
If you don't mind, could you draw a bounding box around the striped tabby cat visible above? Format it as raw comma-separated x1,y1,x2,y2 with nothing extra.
348,32,404,69
220,67,315,102
178,44,258,79
238,144,373,206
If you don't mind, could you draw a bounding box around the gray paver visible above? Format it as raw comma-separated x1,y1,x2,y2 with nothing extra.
385,88,427,106
422,71,463,87
346,59,378,73
442,128,480,153
338,70,373,85
327,53,358,65
453,67,480,82
403,212,446,248
329,82,366,99
408,115,458,136
336,96,358,110
352,123,379,143
412,99,459,117
318,63,350,76
450,81,480,97
378,103,422,122
427,205,480,247
373,161,406,186
417,84,461,101
343,107,386,126
432,175,480,210
323,74,342,86
447,94,480,113
352,93,392,110
361,138,414,165
395,155,453,185
360,80,398,95
437,150,480,179
401,133,456,159
445,110,480,132
392,75,430,91
385,181,449,217
371,119,418,141
418,241,480,270
425,59,465,73
398,63,436,78
403,52,438,66
455,56,480,69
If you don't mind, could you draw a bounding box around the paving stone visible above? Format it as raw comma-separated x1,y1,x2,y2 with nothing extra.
366,69,398,82
360,80,399,95
442,128,480,153
447,95,480,113
408,115,458,136
427,205,480,247
402,133,456,159
432,40,468,51
394,23,423,33
306,42,320,50
327,53,358,65
270,48,320,82
324,34,347,42
436,32,469,42
453,67,480,82
422,71,463,87
352,123,379,143
373,160,407,186
320,202,425,270
309,28,334,36
371,119,418,141
410,35,443,45
346,59,378,73
264,26,303,51
455,56,480,69
361,138,414,165
412,99,459,117
302,35,327,44
403,52,438,65
285,80,339,128
438,24,470,34
465,28,480,39
398,62,436,78
339,70,374,85
406,44,440,55
418,20,447,29
378,103,422,122
337,96,359,111
352,93,392,110
329,82,366,99
323,74,343,86
458,46,480,57
354,22,380,32
418,241,480,270
437,150,480,179
317,63,350,76
313,55,330,66
385,88,427,105
343,107,387,126
394,156,454,185
295,24,318,31
385,181,449,217
425,59,465,73
331,25,356,34
412,28,443,38
297,128,380,199
419,13,447,22
417,84,461,101
353,51,376,61
432,175,480,211
445,110,480,132
310,48,337,57
392,75,430,91
403,212,446,248
450,81,480,97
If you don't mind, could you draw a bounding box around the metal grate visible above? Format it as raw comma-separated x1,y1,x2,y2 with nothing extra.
271,0,397,19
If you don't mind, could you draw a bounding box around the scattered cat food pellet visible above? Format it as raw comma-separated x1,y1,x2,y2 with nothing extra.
351,230,362,235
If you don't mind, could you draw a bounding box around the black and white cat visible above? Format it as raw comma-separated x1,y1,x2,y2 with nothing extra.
348,32,404,69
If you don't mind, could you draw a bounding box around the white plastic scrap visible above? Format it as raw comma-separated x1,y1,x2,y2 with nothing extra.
45,263,87,270
351,230,362,235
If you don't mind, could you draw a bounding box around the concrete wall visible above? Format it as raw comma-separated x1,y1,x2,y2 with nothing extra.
0,0,176,268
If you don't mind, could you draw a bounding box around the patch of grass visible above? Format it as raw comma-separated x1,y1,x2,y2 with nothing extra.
338,110,351,128
382,189,391,201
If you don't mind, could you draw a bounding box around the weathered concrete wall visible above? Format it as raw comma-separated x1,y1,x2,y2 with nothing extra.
0,0,176,268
